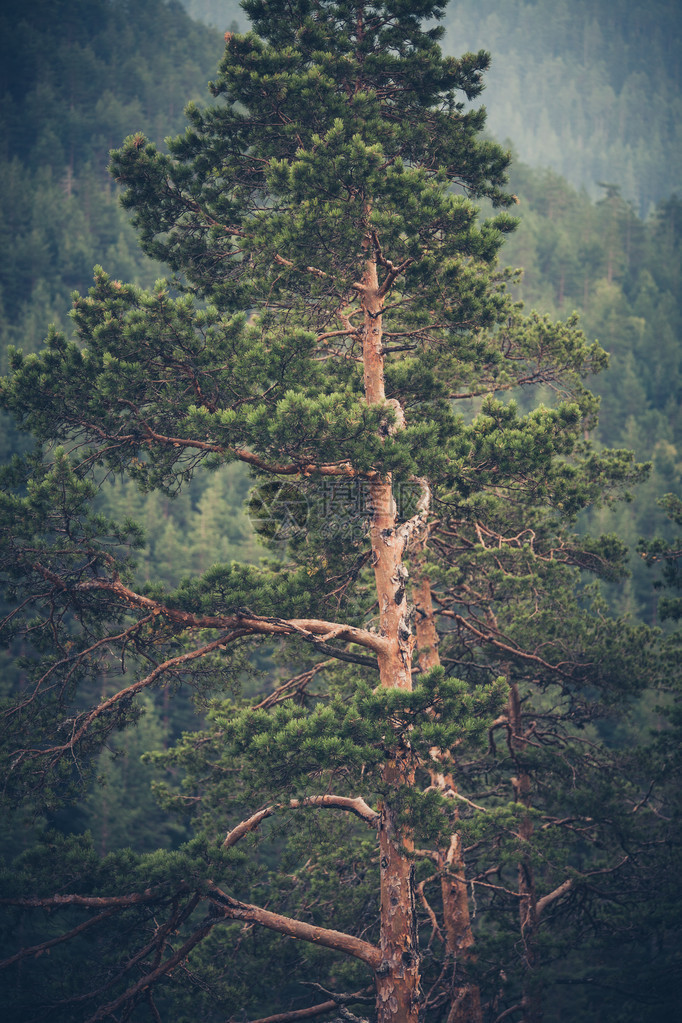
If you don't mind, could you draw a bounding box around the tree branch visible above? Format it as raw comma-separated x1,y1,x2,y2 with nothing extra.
31,565,387,658
243,1000,347,1023
63,417,378,480
289,795,379,825
0,889,167,909
243,989,373,1023
440,610,569,675
208,886,381,968
492,1004,523,1023
252,661,333,710
84,917,214,1023
536,878,572,917
0,907,118,970
9,633,246,765
224,796,379,847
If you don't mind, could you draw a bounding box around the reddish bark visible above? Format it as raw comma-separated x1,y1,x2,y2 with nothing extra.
413,556,483,1023
508,683,542,1023
362,240,421,1023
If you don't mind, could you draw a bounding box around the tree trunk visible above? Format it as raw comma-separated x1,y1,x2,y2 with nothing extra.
377,766,420,1023
362,244,420,1022
413,557,483,1023
508,683,542,1023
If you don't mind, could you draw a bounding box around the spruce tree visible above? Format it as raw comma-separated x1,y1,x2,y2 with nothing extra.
0,3,649,1020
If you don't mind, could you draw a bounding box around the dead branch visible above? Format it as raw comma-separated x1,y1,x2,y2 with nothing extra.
243,988,371,1023
223,796,379,848
536,879,573,917
0,889,167,910
252,662,333,710
84,917,214,1023
208,886,381,968
0,907,118,970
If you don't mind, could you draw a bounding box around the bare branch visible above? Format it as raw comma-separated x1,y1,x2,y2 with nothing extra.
243,1002,341,1023
84,918,215,1023
244,999,347,1023
15,632,245,762
0,907,118,970
223,806,278,849
423,786,488,814
439,610,568,675
208,886,381,968
492,1004,523,1023
252,661,333,710
289,795,379,826
224,796,379,847
536,879,573,917
274,253,330,280
416,876,444,944
244,988,373,1023
0,889,166,910
632,780,655,813
2,614,156,723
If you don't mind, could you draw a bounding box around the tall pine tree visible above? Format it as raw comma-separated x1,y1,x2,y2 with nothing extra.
0,3,649,1020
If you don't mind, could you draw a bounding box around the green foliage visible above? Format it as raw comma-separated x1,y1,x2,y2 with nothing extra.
208,667,507,797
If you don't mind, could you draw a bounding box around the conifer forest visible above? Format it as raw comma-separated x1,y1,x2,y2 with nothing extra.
1,2,681,1021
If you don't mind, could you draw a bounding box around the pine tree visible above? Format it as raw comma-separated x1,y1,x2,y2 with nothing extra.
0,3,649,1020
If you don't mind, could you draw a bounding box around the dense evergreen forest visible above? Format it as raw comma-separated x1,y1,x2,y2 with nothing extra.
0,1,680,1021
442,0,682,217
0,0,224,394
